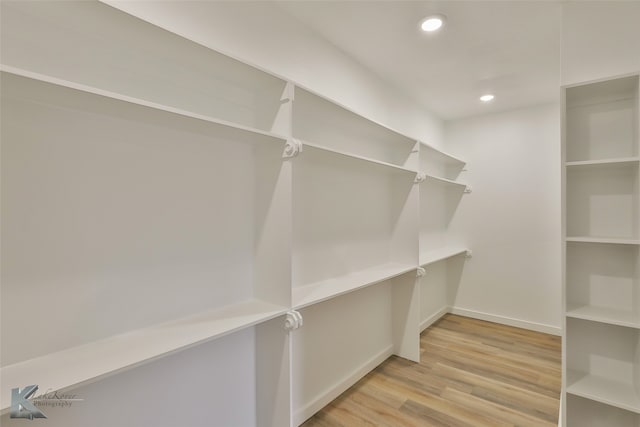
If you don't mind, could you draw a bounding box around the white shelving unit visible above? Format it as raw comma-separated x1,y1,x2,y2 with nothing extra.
0,2,469,425
562,73,640,426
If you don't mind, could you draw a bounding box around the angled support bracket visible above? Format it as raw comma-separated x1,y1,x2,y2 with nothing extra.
464,185,472,194
283,139,303,158
465,250,473,258
416,267,426,277
284,310,304,331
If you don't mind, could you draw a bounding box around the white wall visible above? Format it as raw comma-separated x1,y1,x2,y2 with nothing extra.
446,104,562,333
562,1,640,85
103,0,444,148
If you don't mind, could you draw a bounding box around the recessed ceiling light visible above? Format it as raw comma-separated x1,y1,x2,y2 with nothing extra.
480,94,495,102
420,15,446,32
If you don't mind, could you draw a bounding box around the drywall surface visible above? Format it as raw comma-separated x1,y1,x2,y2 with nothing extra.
446,104,562,333
101,0,444,148
562,1,640,85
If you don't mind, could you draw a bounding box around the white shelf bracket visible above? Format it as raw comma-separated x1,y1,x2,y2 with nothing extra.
411,141,421,154
465,250,473,258
416,267,426,277
280,81,295,103
284,310,303,331
283,139,303,158
414,173,426,184
464,185,472,193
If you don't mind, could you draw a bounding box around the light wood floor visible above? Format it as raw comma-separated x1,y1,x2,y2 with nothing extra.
302,314,561,427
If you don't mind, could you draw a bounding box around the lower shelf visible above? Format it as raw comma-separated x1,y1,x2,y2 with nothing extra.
566,304,640,329
567,370,640,414
292,262,416,309
567,394,640,427
0,299,287,411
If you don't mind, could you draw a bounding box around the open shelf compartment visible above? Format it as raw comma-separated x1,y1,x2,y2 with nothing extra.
567,394,640,427
566,160,639,241
419,176,466,255
419,142,466,181
292,273,419,426
0,71,292,408
292,144,418,308
292,87,417,169
566,242,640,328
1,0,290,135
566,318,640,414
565,75,639,163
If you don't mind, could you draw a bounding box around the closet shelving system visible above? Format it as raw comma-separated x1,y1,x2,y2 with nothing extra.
562,74,640,426
0,2,470,426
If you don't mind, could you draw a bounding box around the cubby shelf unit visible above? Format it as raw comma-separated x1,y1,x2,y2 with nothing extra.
0,1,469,425
562,73,640,426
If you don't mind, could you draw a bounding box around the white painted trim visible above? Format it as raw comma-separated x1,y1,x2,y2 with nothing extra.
420,306,449,332
293,345,394,426
450,307,562,336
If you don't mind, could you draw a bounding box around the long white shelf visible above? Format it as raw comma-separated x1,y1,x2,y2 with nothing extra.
301,140,417,175
566,236,640,245
1,65,288,144
566,304,640,329
566,157,640,168
567,370,640,414
0,299,288,411
424,174,468,189
293,262,416,309
420,246,468,267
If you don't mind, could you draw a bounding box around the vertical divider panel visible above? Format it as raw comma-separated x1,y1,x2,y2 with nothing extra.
390,172,420,266
392,272,421,362
253,84,294,309
256,315,292,427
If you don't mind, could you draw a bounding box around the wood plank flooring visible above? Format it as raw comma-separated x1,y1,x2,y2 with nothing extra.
301,314,561,427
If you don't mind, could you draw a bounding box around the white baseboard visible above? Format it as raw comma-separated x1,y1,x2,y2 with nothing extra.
293,344,394,426
449,306,562,336
420,306,449,332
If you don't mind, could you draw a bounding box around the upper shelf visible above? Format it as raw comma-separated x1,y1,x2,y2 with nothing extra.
566,157,640,169
1,67,288,147
0,299,287,412
0,0,289,135
292,87,418,169
566,237,640,245
420,246,468,267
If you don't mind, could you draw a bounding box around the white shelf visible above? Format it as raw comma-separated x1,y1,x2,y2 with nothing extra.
424,174,468,189
567,370,640,414
566,157,640,168
566,304,640,329
292,263,416,309
1,65,287,144
566,236,640,245
0,299,287,411
301,140,417,175
419,141,466,167
293,87,417,169
419,246,468,267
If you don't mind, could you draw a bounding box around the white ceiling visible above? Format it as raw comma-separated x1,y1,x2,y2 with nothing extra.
277,1,562,121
